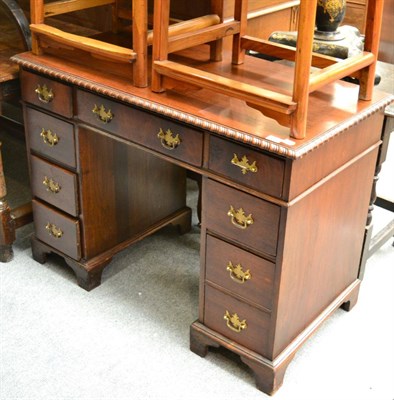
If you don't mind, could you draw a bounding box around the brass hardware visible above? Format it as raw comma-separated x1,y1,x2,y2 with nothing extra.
40,128,59,147
45,222,63,238
43,176,61,194
226,261,251,284
157,128,181,150
224,310,247,333
231,154,258,175
92,104,114,123
227,206,254,229
35,84,54,103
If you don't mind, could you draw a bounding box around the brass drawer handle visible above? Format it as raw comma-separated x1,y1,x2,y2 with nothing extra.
224,310,247,333
227,206,254,229
40,128,59,146
157,128,181,150
92,104,114,123
226,261,251,284
43,176,61,194
45,222,63,238
35,84,54,103
231,153,258,175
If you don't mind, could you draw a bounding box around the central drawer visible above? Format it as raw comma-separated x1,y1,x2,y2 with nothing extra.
203,179,280,257
76,89,204,167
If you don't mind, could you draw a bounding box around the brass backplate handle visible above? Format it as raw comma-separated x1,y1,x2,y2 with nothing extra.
227,206,254,229
43,176,61,194
226,261,251,284
224,310,247,333
35,84,54,103
231,153,258,175
157,128,181,150
40,128,59,147
92,104,114,123
45,222,63,238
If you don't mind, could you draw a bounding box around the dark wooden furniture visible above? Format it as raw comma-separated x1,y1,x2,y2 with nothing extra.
13,49,393,394
359,62,394,273
0,0,32,262
19,66,191,290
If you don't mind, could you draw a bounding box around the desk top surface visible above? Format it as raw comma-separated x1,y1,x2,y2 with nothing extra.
12,50,393,159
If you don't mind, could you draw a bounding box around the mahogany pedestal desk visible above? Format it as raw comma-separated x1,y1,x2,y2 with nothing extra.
12,51,393,395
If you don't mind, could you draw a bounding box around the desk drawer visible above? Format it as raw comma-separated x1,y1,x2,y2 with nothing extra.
26,107,76,168
203,179,280,257
208,136,285,198
21,70,73,118
76,89,203,166
204,285,270,357
205,235,274,310
30,155,79,216
33,200,81,260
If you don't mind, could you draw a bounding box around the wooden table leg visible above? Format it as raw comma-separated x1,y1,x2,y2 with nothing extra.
0,144,33,262
0,144,15,261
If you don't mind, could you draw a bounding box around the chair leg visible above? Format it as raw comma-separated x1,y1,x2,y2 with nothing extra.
151,0,170,92
358,0,383,100
132,0,148,88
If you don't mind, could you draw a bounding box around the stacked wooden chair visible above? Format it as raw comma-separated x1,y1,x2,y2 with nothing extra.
29,0,229,88
151,0,384,139
29,0,149,87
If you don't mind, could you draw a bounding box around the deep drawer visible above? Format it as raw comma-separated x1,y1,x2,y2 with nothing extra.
204,284,270,357
208,135,285,198
203,179,280,257
76,89,203,166
205,235,275,311
30,155,79,216
25,107,76,168
21,70,73,118
32,200,81,260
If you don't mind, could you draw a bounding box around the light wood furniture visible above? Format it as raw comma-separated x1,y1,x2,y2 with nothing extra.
12,49,393,393
28,0,240,88
0,0,32,262
221,0,300,39
29,0,149,87
151,0,383,139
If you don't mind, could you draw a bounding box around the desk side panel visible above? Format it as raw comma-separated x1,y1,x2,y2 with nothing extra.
271,141,379,358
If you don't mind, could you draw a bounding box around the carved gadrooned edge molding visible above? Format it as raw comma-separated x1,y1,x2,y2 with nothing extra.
298,94,394,157
11,55,394,160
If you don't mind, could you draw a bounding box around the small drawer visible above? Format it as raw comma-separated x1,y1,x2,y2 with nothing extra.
25,107,76,168
30,155,79,216
208,136,285,198
203,179,280,257
204,285,270,357
21,70,73,118
205,235,275,310
76,89,203,166
32,200,81,260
